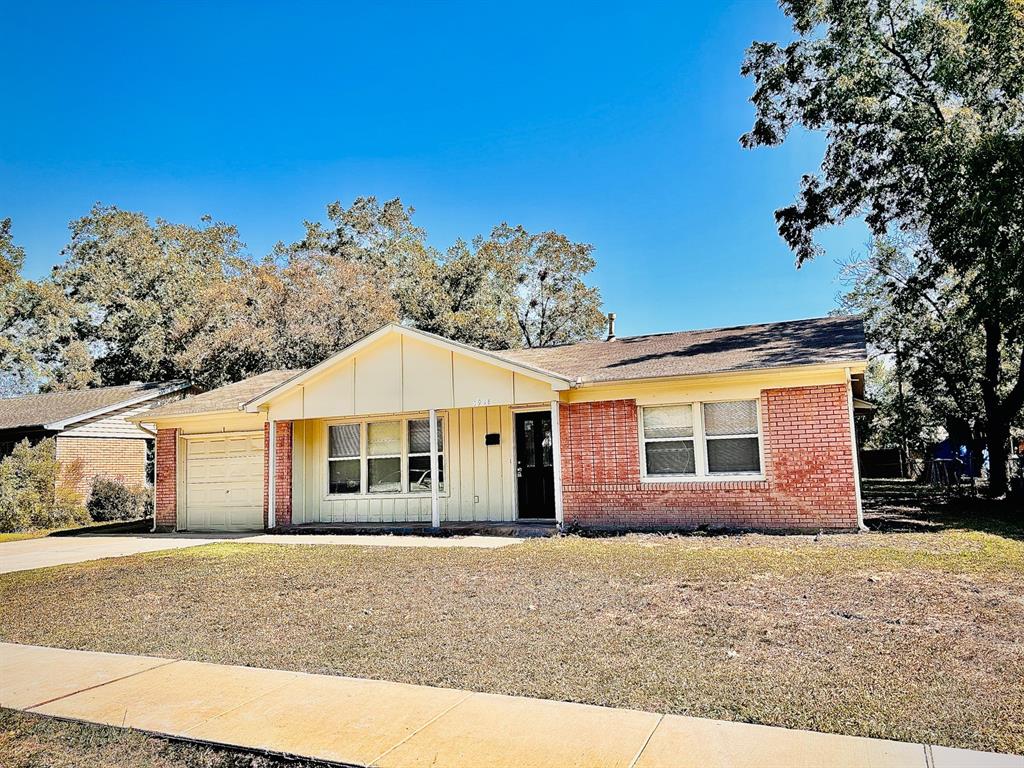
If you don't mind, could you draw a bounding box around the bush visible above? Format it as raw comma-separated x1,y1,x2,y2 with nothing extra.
87,477,152,522
0,439,90,533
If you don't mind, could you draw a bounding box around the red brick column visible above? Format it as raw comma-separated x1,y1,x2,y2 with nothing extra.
559,384,858,531
154,428,178,531
263,421,293,528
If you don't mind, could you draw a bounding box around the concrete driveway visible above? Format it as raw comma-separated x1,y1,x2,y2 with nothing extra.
0,532,521,574
0,534,233,574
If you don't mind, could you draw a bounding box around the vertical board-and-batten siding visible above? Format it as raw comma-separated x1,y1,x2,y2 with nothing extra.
297,406,517,523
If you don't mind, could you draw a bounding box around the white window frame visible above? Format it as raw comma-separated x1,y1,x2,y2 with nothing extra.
639,398,765,482
407,417,445,494
324,414,448,499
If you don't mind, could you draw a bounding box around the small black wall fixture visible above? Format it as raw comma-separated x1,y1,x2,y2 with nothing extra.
485,433,501,446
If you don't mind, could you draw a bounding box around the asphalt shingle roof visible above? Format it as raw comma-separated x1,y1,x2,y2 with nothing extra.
498,315,866,384
137,316,866,420
0,382,187,431
142,370,297,420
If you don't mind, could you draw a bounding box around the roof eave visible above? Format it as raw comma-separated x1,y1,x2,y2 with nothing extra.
569,358,869,388
42,381,192,431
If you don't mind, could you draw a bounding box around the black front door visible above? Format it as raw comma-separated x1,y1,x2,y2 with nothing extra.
515,411,555,519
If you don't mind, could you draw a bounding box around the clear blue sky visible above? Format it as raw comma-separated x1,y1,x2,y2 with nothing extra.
1,0,866,337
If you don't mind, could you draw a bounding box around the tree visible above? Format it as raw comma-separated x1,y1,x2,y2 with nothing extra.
178,252,399,388
0,218,83,395
286,199,606,350
52,205,244,386
838,236,1024,472
742,0,1024,494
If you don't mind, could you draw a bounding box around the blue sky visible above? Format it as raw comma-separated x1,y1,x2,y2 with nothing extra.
1,1,866,337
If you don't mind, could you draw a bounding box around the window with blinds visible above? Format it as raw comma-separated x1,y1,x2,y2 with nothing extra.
326,416,446,496
639,399,761,479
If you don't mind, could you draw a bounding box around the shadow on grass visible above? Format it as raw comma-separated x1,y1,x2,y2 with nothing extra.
862,478,1024,539
46,518,152,537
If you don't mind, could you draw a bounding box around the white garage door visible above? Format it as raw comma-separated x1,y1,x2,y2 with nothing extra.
185,433,264,531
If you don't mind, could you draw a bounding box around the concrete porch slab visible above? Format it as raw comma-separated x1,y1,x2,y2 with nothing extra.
633,713,926,768
0,642,171,710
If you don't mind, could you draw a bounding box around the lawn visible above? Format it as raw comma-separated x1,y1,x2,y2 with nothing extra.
0,709,331,768
1,489,1022,756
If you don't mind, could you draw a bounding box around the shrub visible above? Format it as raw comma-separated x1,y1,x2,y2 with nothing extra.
0,438,89,533
87,477,152,522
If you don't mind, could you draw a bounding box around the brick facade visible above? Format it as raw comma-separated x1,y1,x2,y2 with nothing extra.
55,435,148,500
154,428,177,530
559,384,859,531
264,421,293,528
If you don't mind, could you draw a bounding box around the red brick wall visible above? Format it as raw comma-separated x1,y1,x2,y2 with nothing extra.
55,436,148,500
154,429,177,530
263,421,292,528
559,384,859,531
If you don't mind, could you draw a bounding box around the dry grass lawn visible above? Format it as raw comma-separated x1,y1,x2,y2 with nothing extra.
1,503,1022,755
0,709,331,768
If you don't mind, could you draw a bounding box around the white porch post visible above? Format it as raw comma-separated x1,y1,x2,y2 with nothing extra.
550,399,564,526
268,419,276,529
429,408,440,528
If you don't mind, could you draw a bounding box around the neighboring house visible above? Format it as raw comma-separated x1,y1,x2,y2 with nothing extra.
0,382,192,498
138,315,869,534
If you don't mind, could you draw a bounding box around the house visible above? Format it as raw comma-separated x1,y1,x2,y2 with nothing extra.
136,316,867,533
0,381,192,498
138,315,868,534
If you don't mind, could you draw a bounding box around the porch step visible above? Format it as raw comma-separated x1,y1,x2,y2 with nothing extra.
269,521,558,539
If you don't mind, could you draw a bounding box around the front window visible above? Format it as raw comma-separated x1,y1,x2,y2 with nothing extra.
641,405,696,476
408,418,444,492
326,415,445,496
703,401,760,474
367,421,402,494
640,399,761,479
328,423,361,494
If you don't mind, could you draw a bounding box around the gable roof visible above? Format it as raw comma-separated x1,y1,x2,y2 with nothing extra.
498,315,866,384
140,370,298,420
243,324,574,411
0,381,190,432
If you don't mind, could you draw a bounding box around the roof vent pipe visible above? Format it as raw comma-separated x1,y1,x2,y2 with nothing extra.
606,312,617,341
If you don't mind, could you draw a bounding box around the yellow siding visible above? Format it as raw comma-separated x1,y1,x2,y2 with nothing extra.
353,334,403,415
401,336,454,411
294,406,518,523
565,367,851,405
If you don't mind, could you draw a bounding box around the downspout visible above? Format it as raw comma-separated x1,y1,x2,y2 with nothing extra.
845,367,867,531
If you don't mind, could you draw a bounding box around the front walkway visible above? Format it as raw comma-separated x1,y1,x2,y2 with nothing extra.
1,643,1018,768
0,532,520,574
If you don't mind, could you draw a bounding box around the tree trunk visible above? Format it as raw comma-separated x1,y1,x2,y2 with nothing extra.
987,421,1010,497
980,318,1007,497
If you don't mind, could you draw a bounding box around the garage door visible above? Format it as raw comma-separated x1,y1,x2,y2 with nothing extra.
185,433,264,531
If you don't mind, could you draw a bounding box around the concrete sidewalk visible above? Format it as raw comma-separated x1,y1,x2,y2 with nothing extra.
0,532,520,574
1,643,1019,768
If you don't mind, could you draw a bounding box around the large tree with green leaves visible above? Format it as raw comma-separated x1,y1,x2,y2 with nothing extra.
52,205,244,386
743,0,1024,494
0,218,84,395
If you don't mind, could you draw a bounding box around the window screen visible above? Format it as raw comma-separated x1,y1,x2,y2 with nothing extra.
703,401,760,473
642,405,696,476
367,421,401,493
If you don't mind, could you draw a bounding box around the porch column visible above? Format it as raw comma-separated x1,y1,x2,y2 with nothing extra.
550,400,564,525
429,409,440,528
268,419,277,529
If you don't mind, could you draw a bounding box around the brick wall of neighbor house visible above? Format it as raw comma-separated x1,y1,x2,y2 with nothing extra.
559,384,859,531
263,421,292,527
55,436,148,500
154,429,177,530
